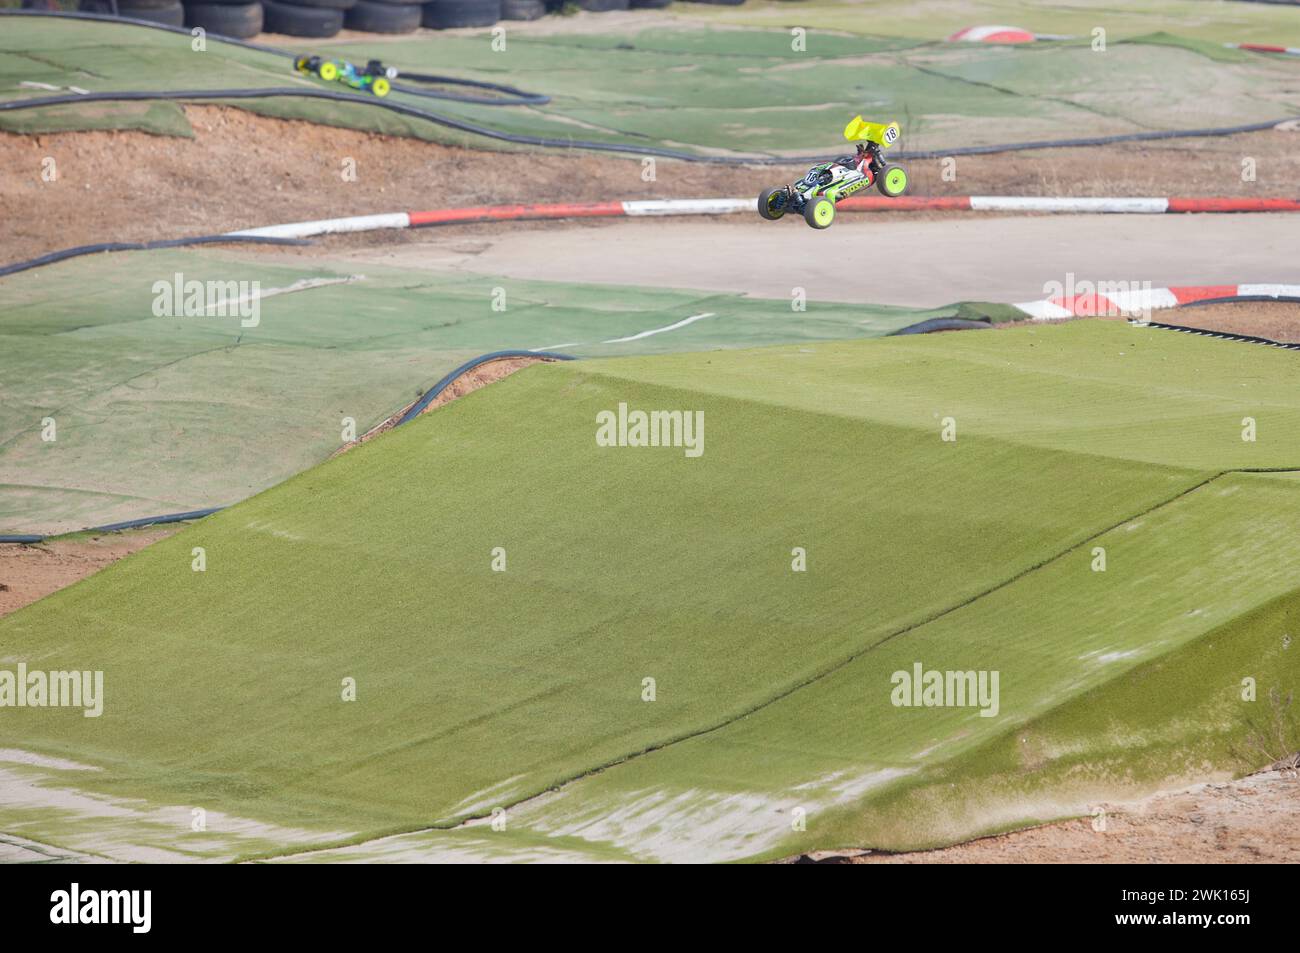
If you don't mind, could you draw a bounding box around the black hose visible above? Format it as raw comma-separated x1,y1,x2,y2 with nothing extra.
0,234,311,280
890,317,993,335
4,10,1296,165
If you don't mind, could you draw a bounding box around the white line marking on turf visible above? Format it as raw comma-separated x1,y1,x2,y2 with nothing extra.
201,275,365,314
601,312,716,344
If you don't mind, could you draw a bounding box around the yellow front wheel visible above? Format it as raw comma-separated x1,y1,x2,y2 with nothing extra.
371,77,390,97
318,61,339,82
804,197,835,230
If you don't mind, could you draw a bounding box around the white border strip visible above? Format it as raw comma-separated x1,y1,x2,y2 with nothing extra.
226,213,411,240
622,199,752,217
969,197,1169,214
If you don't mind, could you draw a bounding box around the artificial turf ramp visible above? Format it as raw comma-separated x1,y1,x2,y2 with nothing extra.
1,247,938,536
1,321,1297,862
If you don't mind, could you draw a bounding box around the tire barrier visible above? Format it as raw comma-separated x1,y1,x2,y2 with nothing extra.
261,0,345,36
184,2,264,39
344,0,423,33
421,0,501,28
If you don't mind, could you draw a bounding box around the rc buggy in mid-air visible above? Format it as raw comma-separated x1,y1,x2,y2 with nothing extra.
759,117,910,229
294,56,398,98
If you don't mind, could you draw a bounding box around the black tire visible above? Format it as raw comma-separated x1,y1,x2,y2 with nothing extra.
262,0,344,33
677,0,743,4
501,0,543,17
116,0,179,8
757,187,788,221
184,2,264,36
275,0,357,8
577,0,629,9
421,0,500,27
630,0,671,6
118,0,185,23
344,0,421,30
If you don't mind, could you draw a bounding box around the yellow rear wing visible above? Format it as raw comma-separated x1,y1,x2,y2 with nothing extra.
844,116,901,149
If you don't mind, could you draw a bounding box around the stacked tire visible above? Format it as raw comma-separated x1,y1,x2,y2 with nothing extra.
183,1,264,38
501,0,543,18
421,0,500,28
261,0,350,36
345,0,423,33
81,0,185,27
576,0,629,9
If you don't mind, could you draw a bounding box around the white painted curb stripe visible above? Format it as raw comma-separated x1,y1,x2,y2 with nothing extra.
1013,300,1076,320
1104,286,1180,313
226,212,411,240
622,199,752,216
970,197,1169,213
1236,284,1300,299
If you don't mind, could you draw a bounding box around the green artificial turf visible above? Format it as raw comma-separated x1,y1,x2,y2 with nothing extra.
3,15,1298,153
0,247,947,536
678,0,1300,47
1,320,1297,861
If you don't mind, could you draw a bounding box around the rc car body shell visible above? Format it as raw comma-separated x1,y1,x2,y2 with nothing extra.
758,116,909,227
294,55,397,97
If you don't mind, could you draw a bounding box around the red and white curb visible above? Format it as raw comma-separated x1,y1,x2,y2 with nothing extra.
1013,284,1300,320
222,195,1300,240
1227,43,1300,57
948,25,1037,44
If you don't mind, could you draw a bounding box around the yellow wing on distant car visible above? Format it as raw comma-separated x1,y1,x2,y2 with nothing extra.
843,116,901,148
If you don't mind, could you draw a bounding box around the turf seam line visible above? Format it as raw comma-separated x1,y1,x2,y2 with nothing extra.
241,468,1287,863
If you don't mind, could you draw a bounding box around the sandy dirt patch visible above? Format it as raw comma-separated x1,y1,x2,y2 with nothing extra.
1153,301,1300,344
0,526,181,620
333,354,551,455
2,107,1298,262
797,768,1300,864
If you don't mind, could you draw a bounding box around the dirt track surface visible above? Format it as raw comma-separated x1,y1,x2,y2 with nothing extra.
1153,301,1300,344
0,527,179,620
2,107,1299,263
342,214,1300,309
809,769,1300,864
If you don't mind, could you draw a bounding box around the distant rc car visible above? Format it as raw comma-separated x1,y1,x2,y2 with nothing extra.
294,55,398,98
759,116,910,229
